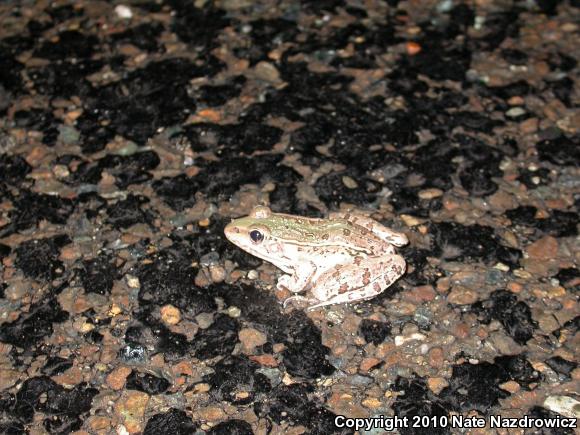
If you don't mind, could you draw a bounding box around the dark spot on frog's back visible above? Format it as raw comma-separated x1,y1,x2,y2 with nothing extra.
343,228,351,236
362,268,371,285
321,233,329,240
339,283,349,293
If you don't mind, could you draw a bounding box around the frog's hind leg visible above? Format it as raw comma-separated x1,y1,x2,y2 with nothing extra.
329,212,408,247
307,254,406,310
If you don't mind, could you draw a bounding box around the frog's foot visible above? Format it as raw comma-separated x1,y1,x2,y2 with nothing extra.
276,262,317,294
283,295,317,309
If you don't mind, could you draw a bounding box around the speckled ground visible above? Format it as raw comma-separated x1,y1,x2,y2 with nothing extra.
0,0,579,434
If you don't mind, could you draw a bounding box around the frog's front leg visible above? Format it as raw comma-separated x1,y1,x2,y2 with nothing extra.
276,261,317,294
307,254,405,310
329,212,408,247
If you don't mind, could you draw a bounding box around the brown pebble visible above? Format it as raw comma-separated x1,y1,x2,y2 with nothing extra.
360,357,382,372
197,406,226,421
519,117,538,134
428,347,445,369
418,188,443,199
404,285,436,303
507,282,523,293
87,416,111,432
249,354,278,367
499,380,521,393
115,391,150,434
160,304,181,325
361,397,382,409
447,286,479,305
106,366,132,390
239,328,267,352
59,245,81,262
453,323,470,339
427,377,448,394
526,236,558,260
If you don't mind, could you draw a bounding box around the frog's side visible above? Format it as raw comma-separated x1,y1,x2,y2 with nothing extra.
224,206,408,310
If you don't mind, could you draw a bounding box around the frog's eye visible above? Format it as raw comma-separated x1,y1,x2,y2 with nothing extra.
249,229,264,244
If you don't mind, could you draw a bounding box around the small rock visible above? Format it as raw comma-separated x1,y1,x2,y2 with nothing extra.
506,107,526,118
452,323,470,339
400,214,425,226
196,312,214,329
197,406,226,421
249,354,278,367
359,357,382,372
342,176,358,189
427,377,448,394
526,236,558,260
428,347,445,369
488,191,516,210
404,285,436,303
114,391,150,434
418,188,443,199
88,416,112,432
447,286,479,305
209,264,226,283
0,369,20,390
238,328,267,352
254,61,280,83
107,366,132,390
361,397,382,409
60,245,81,262
114,4,133,19
499,380,521,393
543,395,580,419
519,117,538,134
160,304,181,325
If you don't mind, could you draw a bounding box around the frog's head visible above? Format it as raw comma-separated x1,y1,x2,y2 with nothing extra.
224,206,282,261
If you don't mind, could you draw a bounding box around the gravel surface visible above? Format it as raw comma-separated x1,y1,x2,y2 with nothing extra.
0,0,578,434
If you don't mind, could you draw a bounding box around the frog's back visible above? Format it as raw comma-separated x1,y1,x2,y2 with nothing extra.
269,215,389,254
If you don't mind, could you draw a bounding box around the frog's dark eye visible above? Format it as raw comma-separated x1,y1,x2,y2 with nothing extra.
249,230,264,244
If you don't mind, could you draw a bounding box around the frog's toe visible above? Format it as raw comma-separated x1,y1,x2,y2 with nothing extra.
282,295,315,309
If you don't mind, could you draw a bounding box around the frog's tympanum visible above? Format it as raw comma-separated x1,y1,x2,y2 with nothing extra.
224,206,408,310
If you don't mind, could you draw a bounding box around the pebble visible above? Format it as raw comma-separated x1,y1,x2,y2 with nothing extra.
88,416,112,432
394,333,426,346
506,107,526,118
543,395,580,419
446,286,479,305
418,188,444,199
106,366,132,390
404,285,436,303
499,380,521,393
160,304,181,325
114,391,150,434
338,175,357,189
196,312,214,328
361,397,382,409
427,377,448,394
400,214,425,226
209,264,226,283
428,347,445,369
526,236,558,260
249,354,278,367
197,406,226,421
254,61,280,83
359,357,382,372
238,327,268,352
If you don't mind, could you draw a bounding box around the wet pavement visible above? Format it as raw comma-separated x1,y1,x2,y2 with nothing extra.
0,0,578,434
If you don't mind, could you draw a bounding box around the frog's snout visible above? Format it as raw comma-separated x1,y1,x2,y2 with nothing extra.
224,222,241,242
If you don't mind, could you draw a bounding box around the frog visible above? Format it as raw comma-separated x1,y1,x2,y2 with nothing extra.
224,205,408,310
